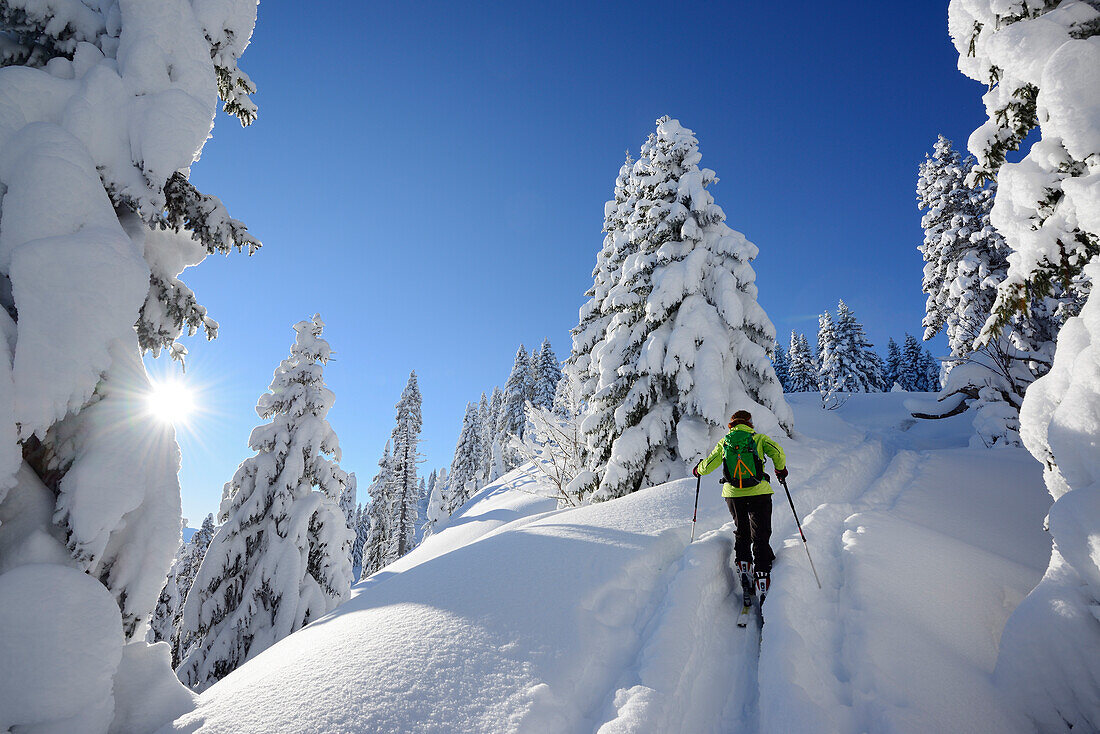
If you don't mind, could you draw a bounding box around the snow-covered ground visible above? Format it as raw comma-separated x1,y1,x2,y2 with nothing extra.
163,393,1051,733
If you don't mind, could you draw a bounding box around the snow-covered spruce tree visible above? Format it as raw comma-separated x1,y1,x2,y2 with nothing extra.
772,339,791,391
898,334,943,393
787,332,819,393
447,402,484,513
0,2,260,730
350,504,369,578
485,386,505,482
583,117,793,501
914,135,1056,445
149,514,216,667
498,345,531,470
816,310,840,404
949,4,1100,725
567,154,637,415
898,334,925,392
818,301,882,400
920,349,941,392
525,349,540,406
531,339,563,410
918,135,990,362
389,371,423,559
476,391,495,484
148,542,186,650
837,301,883,392
868,350,888,392
361,441,395,577
884,338,902,389
422,469,438,537
423,466,449,537
339,473,358,567
177,316,353,692
415,476,429,543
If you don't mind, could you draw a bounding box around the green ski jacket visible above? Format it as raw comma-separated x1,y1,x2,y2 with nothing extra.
696,425,786,498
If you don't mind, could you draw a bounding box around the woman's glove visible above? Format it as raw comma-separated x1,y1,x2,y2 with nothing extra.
776,467,789,481
692,464,701,478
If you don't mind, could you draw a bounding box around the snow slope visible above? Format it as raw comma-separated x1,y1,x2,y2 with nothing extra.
164,393,1051,734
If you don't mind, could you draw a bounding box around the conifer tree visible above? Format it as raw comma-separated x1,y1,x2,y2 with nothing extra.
819,302,881,396
178,316,352,691
351,504,369,578
867,351,888,392
525,349,540,406
447,402,483,513
362,442,395,576
0,2,261,725
787,332,818,393
919,349,940,393
773,340,790,392
420,469,438,540
915,135,1058,445
817,310,839,397
389,372,423,559
423,467,450,537
149,514,216,667
568,154,637,413
476,391,495,483
836,301,883,392
802,333,820,388
531,339,563,410
485,386,505,482
499,345,531,469
416,477,429,542
899,334,925,391
949,9,1100,721
582,117,792,501
339,473,358,567
150,552,185,656
918,136,990,363
884,338,902,389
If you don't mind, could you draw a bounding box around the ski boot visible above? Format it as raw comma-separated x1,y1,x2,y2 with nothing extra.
736,560,754,607
755,570,770,605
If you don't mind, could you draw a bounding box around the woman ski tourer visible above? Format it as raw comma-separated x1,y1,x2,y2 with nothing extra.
693,410,787,607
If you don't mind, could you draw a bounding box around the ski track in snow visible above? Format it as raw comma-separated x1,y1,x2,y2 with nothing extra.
589,524,751,734
590,398,1044,734
590,411,883,734
756,400,1044,734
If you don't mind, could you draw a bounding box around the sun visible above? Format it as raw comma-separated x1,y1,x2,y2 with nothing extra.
146,378,196,425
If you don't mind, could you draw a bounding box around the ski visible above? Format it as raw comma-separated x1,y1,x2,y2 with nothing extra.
736,559,756,628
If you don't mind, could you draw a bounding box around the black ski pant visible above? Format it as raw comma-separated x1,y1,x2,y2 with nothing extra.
725,494,774,574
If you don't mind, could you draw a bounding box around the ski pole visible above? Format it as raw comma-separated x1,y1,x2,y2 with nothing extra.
689,474,701,543
780,477,821,589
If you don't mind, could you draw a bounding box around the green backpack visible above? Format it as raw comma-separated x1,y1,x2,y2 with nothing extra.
722,430,765,488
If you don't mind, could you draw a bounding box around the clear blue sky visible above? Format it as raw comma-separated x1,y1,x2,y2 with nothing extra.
165,1,983,524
